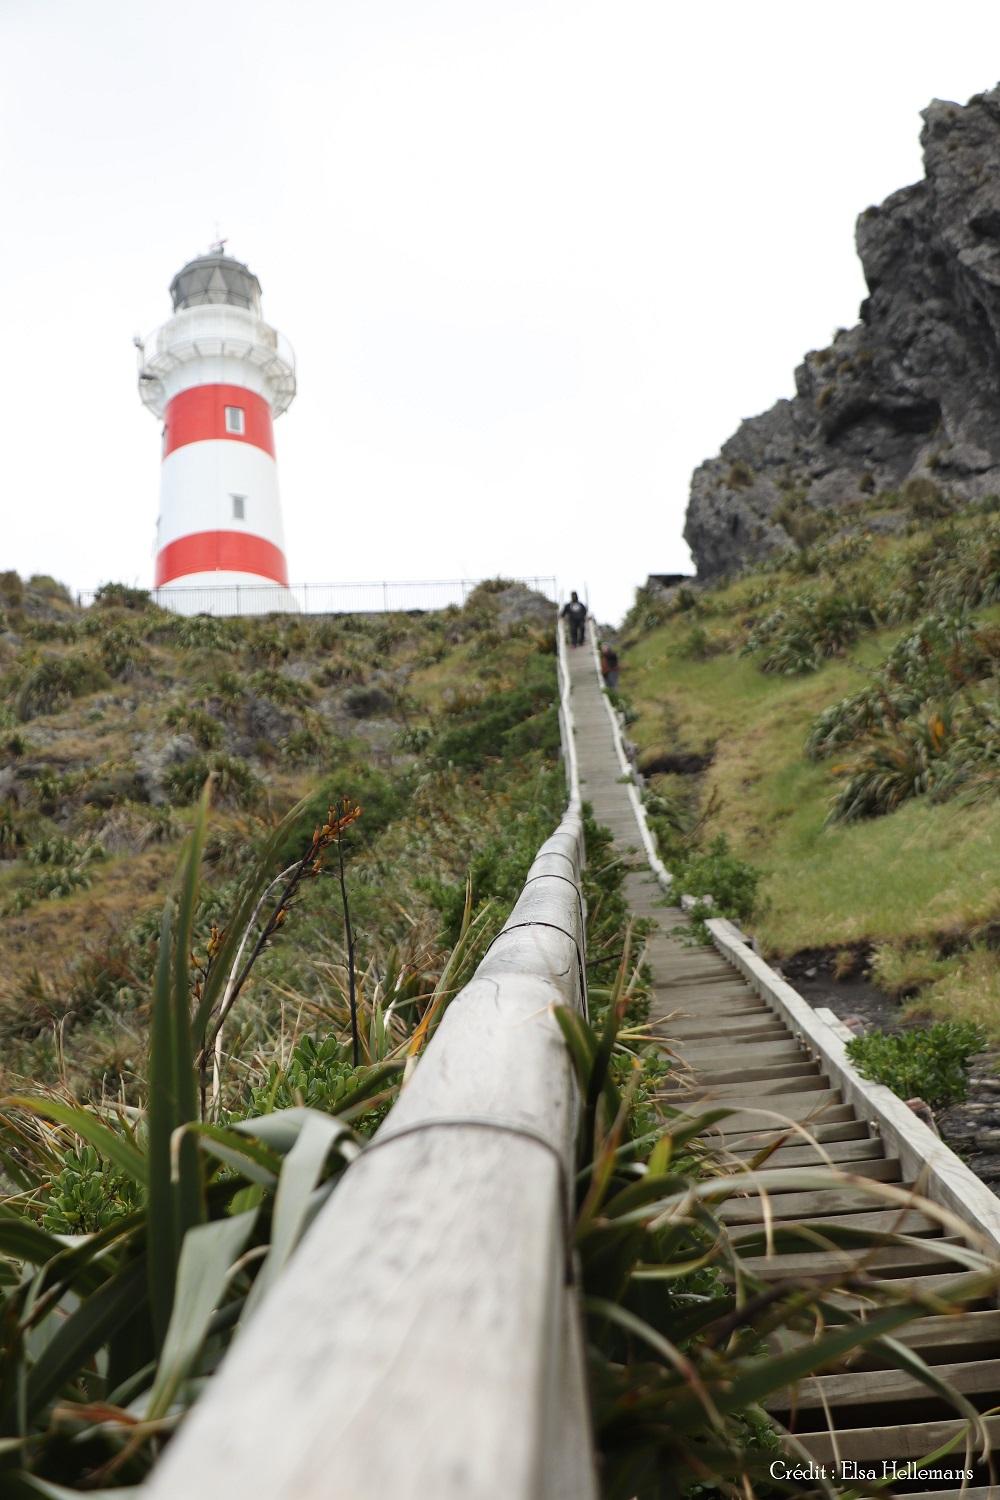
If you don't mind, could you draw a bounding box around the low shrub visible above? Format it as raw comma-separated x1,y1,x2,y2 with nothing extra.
12,863,95,910
172,614,240,651
675,833,760,940
163,752,261,809
165,702,225,748
23,619,80,644
807,684,923,759
199,669,248,715
902,475,952,519
0,570,24,605
846,1021,986,1110
41,1144,142,1234
249,668,314,708
97,624,150,679
424,783,562,946
13,653,110,720
26,834,105,867
829,708,953,822
267,765,410,869
281,716,331,764
245,1035,392,1134
92,581,151,610
342,683,394,718
432,657,557,770
28,573,72,602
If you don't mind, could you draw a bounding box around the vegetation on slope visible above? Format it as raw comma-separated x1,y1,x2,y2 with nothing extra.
618,500,1000,1035
0,574,577,1487
0,575,992,1494
0,573,561,1106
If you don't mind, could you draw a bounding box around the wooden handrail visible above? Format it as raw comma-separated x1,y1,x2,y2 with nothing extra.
144,620,596,1500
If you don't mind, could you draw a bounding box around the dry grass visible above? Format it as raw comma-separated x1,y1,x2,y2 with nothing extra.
905,946,1000,1039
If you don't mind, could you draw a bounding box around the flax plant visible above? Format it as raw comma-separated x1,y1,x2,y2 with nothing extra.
0,791,393,1491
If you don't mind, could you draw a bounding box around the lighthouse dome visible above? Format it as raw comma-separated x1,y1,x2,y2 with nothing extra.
169,251,262,315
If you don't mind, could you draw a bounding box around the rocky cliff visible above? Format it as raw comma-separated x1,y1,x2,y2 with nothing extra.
685,85,1000,578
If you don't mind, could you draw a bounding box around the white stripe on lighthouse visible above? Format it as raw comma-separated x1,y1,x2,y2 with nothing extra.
156,440,286,553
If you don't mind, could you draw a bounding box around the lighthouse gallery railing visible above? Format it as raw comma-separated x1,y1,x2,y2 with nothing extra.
142,620,597,1500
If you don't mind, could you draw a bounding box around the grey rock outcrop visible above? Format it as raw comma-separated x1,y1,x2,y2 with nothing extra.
685,86,1000,578
134,732,199,804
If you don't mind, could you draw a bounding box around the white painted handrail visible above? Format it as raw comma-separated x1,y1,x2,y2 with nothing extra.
587,617,673,891
145,618,597,1500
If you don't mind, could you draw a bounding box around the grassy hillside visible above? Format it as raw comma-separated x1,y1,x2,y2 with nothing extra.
618,505,1000,1034
0,572,562,1102
1,574,995,1497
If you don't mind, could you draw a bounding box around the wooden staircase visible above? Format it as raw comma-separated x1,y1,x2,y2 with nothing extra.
566,632,1000,1496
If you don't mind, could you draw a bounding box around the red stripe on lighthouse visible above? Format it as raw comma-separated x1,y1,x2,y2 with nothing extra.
155,531,289,587
163,385,275,458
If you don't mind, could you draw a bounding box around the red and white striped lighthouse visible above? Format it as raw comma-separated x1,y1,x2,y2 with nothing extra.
137,248,297,614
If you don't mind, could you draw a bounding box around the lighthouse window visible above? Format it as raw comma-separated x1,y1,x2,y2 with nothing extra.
224,405,245,435
231,494,246,520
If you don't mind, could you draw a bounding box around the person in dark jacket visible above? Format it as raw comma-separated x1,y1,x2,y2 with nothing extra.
600,641,619,689
561,591,587,646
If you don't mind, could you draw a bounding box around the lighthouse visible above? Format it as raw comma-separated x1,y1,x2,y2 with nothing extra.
136,248,297,614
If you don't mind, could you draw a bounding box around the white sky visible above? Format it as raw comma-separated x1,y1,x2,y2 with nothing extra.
3,1,1000,623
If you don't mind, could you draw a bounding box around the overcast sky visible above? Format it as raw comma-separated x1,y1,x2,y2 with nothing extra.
3,1,1000,622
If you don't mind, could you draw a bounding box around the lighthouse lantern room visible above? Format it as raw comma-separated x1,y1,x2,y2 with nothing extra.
137,248,297,614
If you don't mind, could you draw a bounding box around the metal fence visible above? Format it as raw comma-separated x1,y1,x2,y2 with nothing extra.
76,577,558,616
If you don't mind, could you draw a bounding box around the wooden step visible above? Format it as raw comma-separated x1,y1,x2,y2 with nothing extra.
772,1310,1000,1367
662,991,769,1010
732,1206,942,1241
722,1156,902,1188
736,1238,971,1281
684,1060,821,1087
700,1104,857,1136
769,1355,1000,1416
678,1039,806,1065
666,1017,789,1041
665,1003,774,1025
643,953,742,980
719,1181,913,1224
652,982,760,1005
679,1086,841,1116
795,1412,1000,1464
685,1070,827,1100
722,1118,870,1152
810,1272,997,1318
723,1132,880,1167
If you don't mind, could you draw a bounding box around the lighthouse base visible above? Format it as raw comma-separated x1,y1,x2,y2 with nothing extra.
153,572,301,617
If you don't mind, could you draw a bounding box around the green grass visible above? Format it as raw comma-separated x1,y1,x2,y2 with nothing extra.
621,546,1000,1031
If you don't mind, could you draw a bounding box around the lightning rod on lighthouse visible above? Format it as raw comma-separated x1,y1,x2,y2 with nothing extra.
136,248,297,614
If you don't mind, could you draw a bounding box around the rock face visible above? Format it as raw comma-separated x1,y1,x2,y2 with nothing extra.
685,86,1000,579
